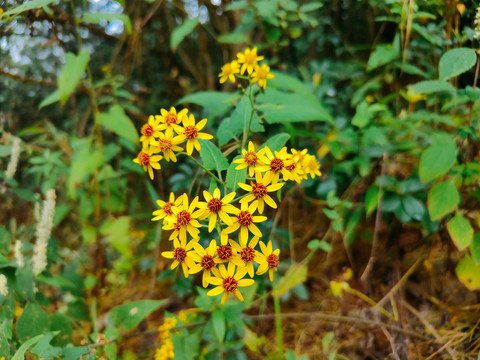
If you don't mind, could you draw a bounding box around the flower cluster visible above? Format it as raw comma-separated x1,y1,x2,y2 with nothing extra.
219,47,274,90
133,107,213,179
155,317,177,360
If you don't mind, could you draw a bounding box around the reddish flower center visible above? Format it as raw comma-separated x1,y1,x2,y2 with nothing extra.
174,222,181,231
177,210,191,226
252,183,268,199
243,152,258,166
138,152,150,166
286,160,296,171
217,245,232,260
222,276,238,293
207,198,223,213
201,255,215,270
163,202,174,216
237,211,253,227
269,158,284,173
141,124,154,136
267,254,279,269
240,246,255,263
173,247,186,262
184,125,198,140
165,113,178,125
158,138,173,152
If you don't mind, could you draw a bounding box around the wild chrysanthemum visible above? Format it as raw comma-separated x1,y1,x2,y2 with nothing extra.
155,132,185,162
229,236,262,277
133,147,163,180
161,237,197,278
207,262,255,304
223,202,267,245
302,154,322,179
139,115,161,147
177,114,213,155
233,141,266,177
215,233,245,266
256,240,280,281
256,146,294,183
236,47,264,75
152,192,182,222
197,188,237,232
284,153,304,183
163,193,203,245
251,64,274,90
188,240,222,287
238,171,284,214
219,60,240,84
158,107,188,137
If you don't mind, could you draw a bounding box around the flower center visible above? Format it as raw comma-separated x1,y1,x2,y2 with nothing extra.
165,113,178,125
286,160,296,171
158,138,173,152
138,151,150,166
163,202,174,216
184,125,198,140
217,244,232,260
240,246,255,263
141,124,154,136
207,198,223,213
222,276,238,293
201,255,215,270
269,158,284,173
267,254,279,269
177,210,191,226
244,152,257,166
245,52,256,64
174,222,181,231
251,183,268,199
257,67,268,78
237,211,253,227
174,247,186,262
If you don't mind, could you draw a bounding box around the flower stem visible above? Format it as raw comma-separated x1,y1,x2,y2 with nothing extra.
179,152,226,186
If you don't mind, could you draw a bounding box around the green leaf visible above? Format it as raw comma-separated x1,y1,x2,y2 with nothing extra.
401,196,425,222
419,133,456,183
272,263,307,297
30,331,61,358
83,12,132,34
218,33,249,44
198,140,229,172
109,299,166,331
259,133,290,152
439,47,477,81
11,333,50,360
408,80,456,94
427,181,460,221
367,40,400,71
1,0,58,17
211,310,226,343
365,186,379,216
101,216,132,258
300,2,323,12
16,303,50,343
38,89,60,109
447,212,473,250
16,267,35,302
226,157,246,192
344,207,364,245
177,91,237,119
456,255,480,290
97,104,139,144
170,17,200,51
471,233,480,265
58,50,90,105
61,345,89,360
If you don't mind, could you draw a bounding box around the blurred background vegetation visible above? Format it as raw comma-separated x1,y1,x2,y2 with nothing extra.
1,0,480,358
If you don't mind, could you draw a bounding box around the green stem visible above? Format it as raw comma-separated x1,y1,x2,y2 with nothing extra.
242,82,255,150
273,294,284,354
179,152,226,186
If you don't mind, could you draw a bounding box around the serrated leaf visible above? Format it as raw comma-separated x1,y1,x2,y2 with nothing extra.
419,133,456,183
211,310,226,342
109,299,166,331
16,303,50,343
456,255,480,290
58,50,90,105
97,104,139,144
83,12,132,34
427,181,460,221
439,47,477,81
259,133,290,152
447,212,473,250
226,157,246,192
272,263,307,297
198,140,229,173
170,17,199,51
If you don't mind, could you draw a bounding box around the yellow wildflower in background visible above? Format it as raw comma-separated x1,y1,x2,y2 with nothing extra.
152,192,182,222
256,146,293,183
158,107,188,137
302,154,322,179
163,193,203,244
219,60,240,84
233,141,266,177
197,188,237,232
188,239,222,287
223,202,267,245
155,317,177,360
161,237,197,278
154,131,185,162
207,263,255,304
177,114,213,155
284,152,304,183
229,236,262,277
238,172,284,214
251,64,274,90
236,47,264,75
139,115,161,147
133,147,162,180
256,240,280,281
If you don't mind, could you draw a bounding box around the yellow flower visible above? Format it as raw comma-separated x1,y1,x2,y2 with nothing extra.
251,64,274,90
238,171,284,214
152,192,182,222
197,188,238,232
139,115,161,148
302,154,322,179
229,236,263,277
219,60,240,84
163,193,204,245
161,237,197,278
177,114,213,155
188,239,222,287
154,131,185,162
223,202,267,245
232,141,266,177
256,240,280,281
283,152,304,183
236,47,264,75
256,146,294,183
133,146,163,180
215,233,245,267
206,263,255,304
158,107,188,137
